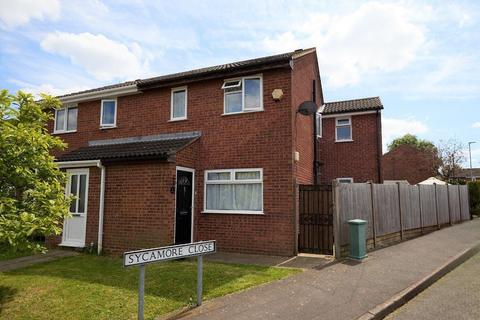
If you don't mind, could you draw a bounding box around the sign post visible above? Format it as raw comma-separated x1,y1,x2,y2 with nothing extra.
124,240,216,320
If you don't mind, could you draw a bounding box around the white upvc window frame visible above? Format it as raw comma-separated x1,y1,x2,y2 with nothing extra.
170,86,188,121
222,74,263,115
65,168,90,217
337,177,354,183
316,112,322,138
203,168,264,214
54,105,78,134
335,116,352,142
100,98,117,129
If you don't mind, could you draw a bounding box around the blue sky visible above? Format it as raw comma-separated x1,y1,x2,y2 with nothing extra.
1,0,479,166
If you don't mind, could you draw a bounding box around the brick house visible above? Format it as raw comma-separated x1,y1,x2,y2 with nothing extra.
316,97,383,184
47,48,323,256
382,144,440,184
47,48,383,256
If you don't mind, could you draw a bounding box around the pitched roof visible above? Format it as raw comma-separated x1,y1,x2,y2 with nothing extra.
56,132,200,162
322,97,383,115
57,48,315,99
454,168,480,178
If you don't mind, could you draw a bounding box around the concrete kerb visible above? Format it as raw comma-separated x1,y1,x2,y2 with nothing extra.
356,240,480,320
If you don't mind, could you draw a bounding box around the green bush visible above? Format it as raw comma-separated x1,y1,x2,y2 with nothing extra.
468,181,480,216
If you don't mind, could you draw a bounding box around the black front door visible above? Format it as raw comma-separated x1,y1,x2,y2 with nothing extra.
175,170,193,244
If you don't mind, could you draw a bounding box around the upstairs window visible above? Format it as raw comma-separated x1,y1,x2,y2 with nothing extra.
223,75,263,114
101,99,117,128
316,112,322,137
171,87,187,120
335,117,352,141
54,106,77,133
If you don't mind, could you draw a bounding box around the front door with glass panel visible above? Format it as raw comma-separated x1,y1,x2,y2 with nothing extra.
175,169,193,244
62,169,89,247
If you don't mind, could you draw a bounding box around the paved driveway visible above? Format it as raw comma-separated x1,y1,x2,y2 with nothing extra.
386,251,480,320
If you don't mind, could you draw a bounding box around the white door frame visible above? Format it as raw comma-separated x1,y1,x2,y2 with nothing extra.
61,168,89,247
174,166,195,243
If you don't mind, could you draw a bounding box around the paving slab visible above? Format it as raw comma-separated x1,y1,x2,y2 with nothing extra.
205,252,333,269
179,219,480,320
0,249,78,272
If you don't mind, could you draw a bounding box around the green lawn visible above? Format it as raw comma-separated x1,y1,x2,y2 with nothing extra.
0,254,299,319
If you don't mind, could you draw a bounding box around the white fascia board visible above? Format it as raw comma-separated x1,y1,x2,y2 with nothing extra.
322,110,379,118
59,85,138,104
57,160,101,168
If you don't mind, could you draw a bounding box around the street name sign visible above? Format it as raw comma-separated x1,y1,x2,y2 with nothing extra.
124,240,216,266
123,240,216,320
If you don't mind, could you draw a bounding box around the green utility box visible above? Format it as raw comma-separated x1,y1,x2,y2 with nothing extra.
348,219,367,260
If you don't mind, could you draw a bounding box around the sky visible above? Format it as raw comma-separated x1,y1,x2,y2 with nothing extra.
1,0,479,167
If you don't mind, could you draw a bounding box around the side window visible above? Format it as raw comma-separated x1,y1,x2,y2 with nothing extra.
171,87,187,120
316,112,322,137
335,117,352,141
223,75,263,114
337,178,353,183
54,106,78,133
101,99,117,128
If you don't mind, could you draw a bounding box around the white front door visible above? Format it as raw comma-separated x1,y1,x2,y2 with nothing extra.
61,168,89,247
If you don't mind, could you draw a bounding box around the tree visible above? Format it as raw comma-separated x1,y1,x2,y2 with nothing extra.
437,138,466,182
387,134,437,152
0,90,71,252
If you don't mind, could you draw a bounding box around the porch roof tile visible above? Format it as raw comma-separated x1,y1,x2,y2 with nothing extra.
56,132,200,162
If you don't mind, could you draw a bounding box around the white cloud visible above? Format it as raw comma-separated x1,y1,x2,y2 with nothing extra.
40,32,153,81
262,2,426,87
0,0,60,28
473,122,480,129
18,83,90,98
382,117,429,146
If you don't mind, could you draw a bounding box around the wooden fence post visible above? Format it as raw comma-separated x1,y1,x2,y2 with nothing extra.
447,184,452,226
418,184,423,234
457,185,463,222
397,183,404,240
434,184,440,229
333,180,342,260
369,182,377,248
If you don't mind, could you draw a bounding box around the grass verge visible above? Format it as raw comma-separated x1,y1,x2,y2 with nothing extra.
0,254,299,319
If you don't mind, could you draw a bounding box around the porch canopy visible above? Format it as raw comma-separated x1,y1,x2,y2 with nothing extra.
56,131,201,163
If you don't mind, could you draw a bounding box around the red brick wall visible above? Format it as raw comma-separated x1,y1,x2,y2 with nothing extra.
382,144,438,184
318,112,382,184
291,52,323,185
50,66,303,256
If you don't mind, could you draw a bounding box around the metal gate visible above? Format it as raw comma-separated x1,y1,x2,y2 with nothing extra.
298,184,334,255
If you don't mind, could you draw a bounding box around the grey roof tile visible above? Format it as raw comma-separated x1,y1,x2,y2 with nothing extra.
56,134,199,162
322,97,383,115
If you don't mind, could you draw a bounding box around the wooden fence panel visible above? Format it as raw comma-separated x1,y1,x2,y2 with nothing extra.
419,185,437,227
436,185,450,225
449,186,461,223
459,185,470,221
374,184,400,236
338,183,373,246
399,184,421,230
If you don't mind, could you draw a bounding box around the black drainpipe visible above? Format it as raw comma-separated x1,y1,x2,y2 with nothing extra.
312,80,318,184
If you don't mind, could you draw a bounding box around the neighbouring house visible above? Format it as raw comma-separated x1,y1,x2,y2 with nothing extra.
382,144,439,184
46,48,383,257
316,97,383,184
453,168,480,182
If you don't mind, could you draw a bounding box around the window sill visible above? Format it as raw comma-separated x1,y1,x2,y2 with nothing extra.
168,118,188,122
221,109,264,116
335,139,354,143
53,130,77,135
202,210,264,215
100,126,117,130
